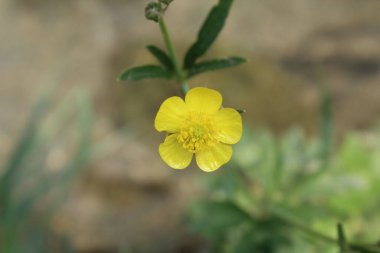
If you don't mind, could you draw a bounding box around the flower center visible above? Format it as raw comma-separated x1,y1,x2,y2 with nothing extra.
177,113,217,153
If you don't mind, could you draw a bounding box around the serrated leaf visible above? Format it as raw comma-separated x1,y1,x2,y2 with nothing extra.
184,0,234,69
118,65,172,81
188,56,246,78
146,45,174,70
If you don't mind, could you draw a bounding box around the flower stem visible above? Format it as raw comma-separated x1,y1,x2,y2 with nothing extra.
158,17,189,95
180,81,190,94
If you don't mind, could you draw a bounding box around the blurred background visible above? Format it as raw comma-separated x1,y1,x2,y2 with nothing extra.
1,0,380,252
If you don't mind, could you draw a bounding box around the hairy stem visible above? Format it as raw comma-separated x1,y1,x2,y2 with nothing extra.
158,17,189,95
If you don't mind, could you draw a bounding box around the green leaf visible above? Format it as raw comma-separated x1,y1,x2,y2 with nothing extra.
319,85,333,162
146,45,174,70
118,65,172,81
230,218,291,253
188,200,251,238
0,89,51,208
187,56,246,78
183,0,234,68
4,91,93,228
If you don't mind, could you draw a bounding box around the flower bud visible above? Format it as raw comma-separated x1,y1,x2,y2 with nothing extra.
159,0,173,6
145,2,162,23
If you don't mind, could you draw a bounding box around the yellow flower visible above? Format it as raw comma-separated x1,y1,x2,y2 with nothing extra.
155,87,243,172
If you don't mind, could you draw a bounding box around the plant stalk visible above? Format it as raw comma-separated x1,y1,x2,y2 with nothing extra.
267,204,380,252
158,17,189,95
267,206,336,245
235,166,380,252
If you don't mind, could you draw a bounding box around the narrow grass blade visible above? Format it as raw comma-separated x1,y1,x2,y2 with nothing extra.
0,91,51,205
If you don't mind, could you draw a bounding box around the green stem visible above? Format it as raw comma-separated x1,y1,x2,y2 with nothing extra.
267,206,336,245
180,82,190,94
235,167,380,252
266,204,380,252
158,17,189,95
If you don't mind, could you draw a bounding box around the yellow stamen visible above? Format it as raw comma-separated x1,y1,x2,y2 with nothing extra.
177,112,217,153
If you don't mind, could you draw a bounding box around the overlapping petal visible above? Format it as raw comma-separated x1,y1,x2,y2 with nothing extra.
195,142,232,172
159,134,193,169
185,87,222,114
155,96,188,133
214,108,243,144
156,87,242,172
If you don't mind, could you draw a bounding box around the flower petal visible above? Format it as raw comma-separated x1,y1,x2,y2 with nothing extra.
155,96,188,133
195,143,232,172
159,134,193,169
185,87,222,114
214,108,243,144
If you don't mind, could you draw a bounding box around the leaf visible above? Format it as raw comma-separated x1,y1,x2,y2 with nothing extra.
230,218,291,253
118,65,172,81
5,91,93,227
340,135,371,171
146,45,174,70
319,85,333,162
187,56,246,78
188,200,251,238
183,0,234,68
0,89,51,208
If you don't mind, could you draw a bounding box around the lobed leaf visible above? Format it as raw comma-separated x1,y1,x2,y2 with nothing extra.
189,200,252,238
146,45,174,70
118,65,172,81
183,0,234,68
187,56,246,78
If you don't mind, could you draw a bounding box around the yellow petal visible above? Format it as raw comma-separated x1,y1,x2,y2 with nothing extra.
185,87,222,114
155,96,188,133
159,134,193,169
195,143,232,172
214,108,243,144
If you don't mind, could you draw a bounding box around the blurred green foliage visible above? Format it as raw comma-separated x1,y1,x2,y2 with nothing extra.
187,90,380,253
0,89,93,253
